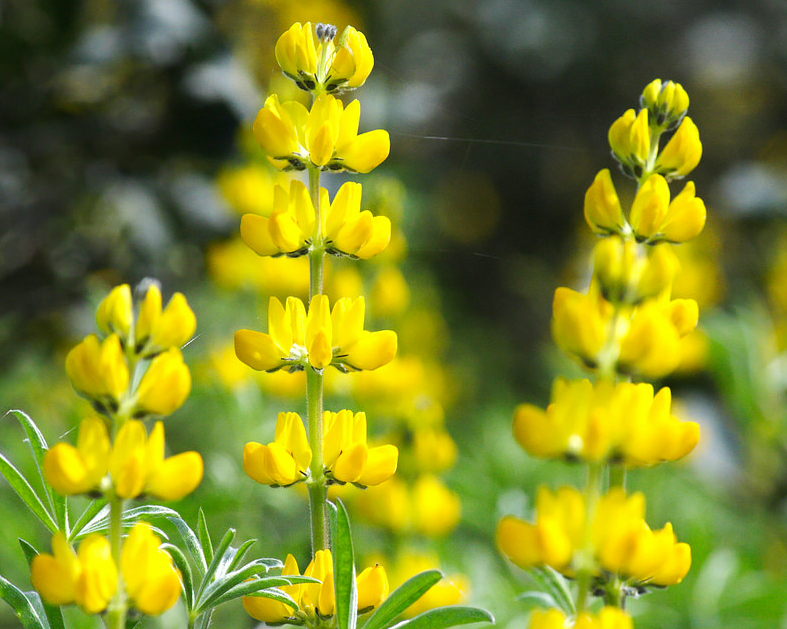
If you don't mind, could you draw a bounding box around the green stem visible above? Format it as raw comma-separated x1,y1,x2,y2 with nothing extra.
608,463,626,490
105,495,127,629
575,462,603,612
306,164,328,553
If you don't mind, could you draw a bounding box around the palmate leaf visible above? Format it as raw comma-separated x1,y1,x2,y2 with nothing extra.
387,606,494,629
329,500,357,629
361,570,443,629
0,574,49,629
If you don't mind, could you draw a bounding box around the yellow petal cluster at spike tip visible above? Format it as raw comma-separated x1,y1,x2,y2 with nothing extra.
529,607,633,629
239,180,391,260
243,551,388,623
120,522,182,615
235,295,397,373
96,283,196,357
243,412,312,486
31,532,116,614
640,79,689,130
496,486,691,588
513,378,699,466
275,22,373,94
253,94,390,173
43,417,202,500
322,410,398,486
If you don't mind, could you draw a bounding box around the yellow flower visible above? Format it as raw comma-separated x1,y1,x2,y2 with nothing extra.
323,182,392,259
412,426,458,473
135,283,196,357
133,347,192,417
244,551,388,623
498,486,691,587
529,607,633,629
583,169,626,236
640,79,689,130
243,411,312,486
65,334,128,414
593,237,679,305
551,285,613,369
655,116,702,179
240,180,315,258
513,378,699,467
275,22,374,94
411,474,461,536
44,417,202,500
43,416,111,495
322,410,398,486
31,532,117,614
96,284,133,339
121,522,182,615
235,295,396,373
370,266,411,318
608,108,650,177
629,175,706,244
243,553,300,622
253,94,389,173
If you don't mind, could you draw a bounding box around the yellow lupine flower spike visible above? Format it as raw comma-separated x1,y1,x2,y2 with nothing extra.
121,522,182,615
243,411,312,487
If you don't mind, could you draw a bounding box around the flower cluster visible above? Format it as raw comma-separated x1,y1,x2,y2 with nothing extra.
31,522,181,616
499,79,705,622
243,550,388,624
236,21,400,627
32,282,200,621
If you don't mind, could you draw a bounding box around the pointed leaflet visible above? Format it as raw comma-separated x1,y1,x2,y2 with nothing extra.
0,575,49,629
361,570,443,629
0,452,57,533
388,606,494,629
329,500,357,629
197,508,214,567
162,542,195,611
169,515,208,576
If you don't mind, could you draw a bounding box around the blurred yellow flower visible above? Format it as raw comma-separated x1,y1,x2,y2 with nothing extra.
529,607,633,629
121,522,182,615
65,334,128,414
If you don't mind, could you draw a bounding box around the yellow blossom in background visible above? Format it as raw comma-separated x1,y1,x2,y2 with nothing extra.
235,295,397,373
253,93,389,173
207,238,309,297
31,532,116,614
244,411,312,486
412,426,458,474
369,266,411,318
528,607,633,629
216,163,286,216
497,486,691,587
322,410,398,486
120,522,182,615
513,378,699,466
43,417,203,500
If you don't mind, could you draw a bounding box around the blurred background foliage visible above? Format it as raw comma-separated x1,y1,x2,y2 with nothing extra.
3,0,787,627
